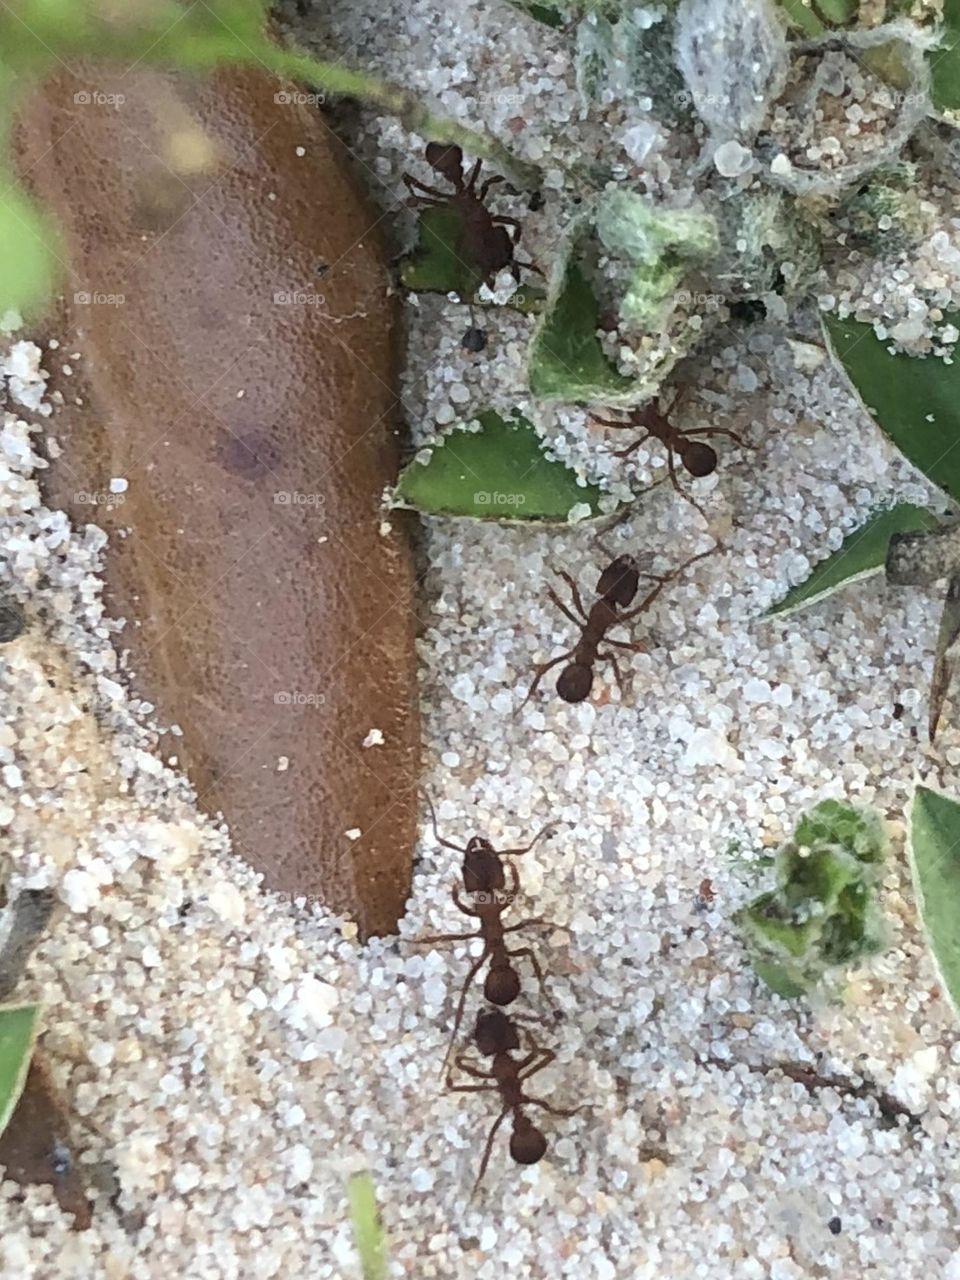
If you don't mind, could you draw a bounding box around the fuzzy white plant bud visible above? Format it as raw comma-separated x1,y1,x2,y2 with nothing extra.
674,0,788,143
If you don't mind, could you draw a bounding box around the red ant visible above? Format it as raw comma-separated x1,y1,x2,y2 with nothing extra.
593,386,748,518
402,143,538,289
521,548,716,707
448,1008,580,1190
414,807,555,1075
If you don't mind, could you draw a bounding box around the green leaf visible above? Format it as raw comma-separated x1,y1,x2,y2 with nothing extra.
776,0,857,35
750,956,809,998
909,784,960,1019
765,503,941,619
528,255,632,403
0,1004,40,1138
347,1172,387,1280
931,0,960,114
0,188,62,317
793,799,888,866
399,207,543,312
824,311,960,503
508,0,567,26
394,410,606,522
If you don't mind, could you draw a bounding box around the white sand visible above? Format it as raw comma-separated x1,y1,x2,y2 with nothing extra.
4,2,960,1276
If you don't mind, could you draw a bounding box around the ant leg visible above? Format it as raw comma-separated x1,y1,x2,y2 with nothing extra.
472,1107,510,1192
402,173,450,200
441,950,491,1077
518,1049,557,1080
611,433,651,460
591,416,633,430
689,426,752,449
479,175,504,199
420,790,468,854
411,930,479,944
546,586,585,631
447,1081,497,1093
464,158,483,192
492,214,523,229
525,1096,585,1118
617,546,717,626
554,570,589,621
599,649,628,701
513,257,545,278
451,1055,495,1082
515,651,574,715
404,197,445,211
452,884,482,917
498,823,558,859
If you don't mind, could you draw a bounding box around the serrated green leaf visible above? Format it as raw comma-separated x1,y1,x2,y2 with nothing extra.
394,410,605,522
825,311,960,502
909,784,960,1019
348,1173,387,1280
529,256,632,403
0,1004,40,1138
765,503,941,619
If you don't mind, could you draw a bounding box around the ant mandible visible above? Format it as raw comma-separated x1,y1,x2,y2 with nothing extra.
521,548,716,708
448,1008,580,1190
594,385,748,518
402,143,539,289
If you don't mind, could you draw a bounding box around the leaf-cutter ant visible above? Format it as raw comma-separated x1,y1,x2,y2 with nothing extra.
448,1008,580,1190
403,143,539,288
594,386,749,518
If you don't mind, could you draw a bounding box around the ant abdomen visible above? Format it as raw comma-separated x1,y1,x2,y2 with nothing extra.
485,967,521,1005
556,663,593,704
510,1125,548,1165
680,440,717,477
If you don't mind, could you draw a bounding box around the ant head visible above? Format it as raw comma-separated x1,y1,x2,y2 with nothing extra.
596,555,640,607
556,663,593,704
474,1008,519,1056
425,142,464,184
510,1122,548,1165
485,965,521,1006
681,440,717,477
465,836,494,856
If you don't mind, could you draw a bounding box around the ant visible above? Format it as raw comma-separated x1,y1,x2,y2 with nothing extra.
402,142,539,289
448,1008,580,1190
521,547,716,707
414,806,555,1075
593,386,748,518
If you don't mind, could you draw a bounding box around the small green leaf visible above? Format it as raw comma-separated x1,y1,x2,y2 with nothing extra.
394,410,605,522
909,784,960,1019
528,255,632,403
825,312,960,503
0,1004,41,1138
399,207,544,312
0,188,62,317
508,0,567,26
347,1172,387,1280
765,503,941,619
400,207,484,301
793,799,888,866
931,0,960,114
750,957,809,998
